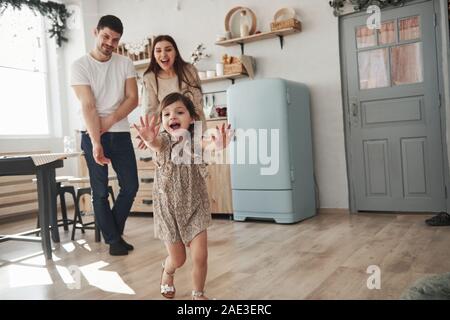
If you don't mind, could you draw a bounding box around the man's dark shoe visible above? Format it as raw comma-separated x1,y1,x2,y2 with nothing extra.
120,238,134,251
109,241,128,256
425,212,450,226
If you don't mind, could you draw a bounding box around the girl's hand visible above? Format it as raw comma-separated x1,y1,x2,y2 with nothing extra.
133,115,160,147
135,136,148,150
211,123,234,150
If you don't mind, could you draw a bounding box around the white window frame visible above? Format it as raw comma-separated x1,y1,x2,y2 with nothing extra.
0,10,56,139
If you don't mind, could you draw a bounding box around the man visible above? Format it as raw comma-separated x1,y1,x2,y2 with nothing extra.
71,15,139,256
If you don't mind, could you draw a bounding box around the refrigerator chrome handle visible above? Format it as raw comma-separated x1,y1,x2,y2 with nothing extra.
231,116,237,141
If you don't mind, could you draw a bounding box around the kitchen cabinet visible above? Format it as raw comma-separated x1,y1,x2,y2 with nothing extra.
205,118,233,214
129,127,154,213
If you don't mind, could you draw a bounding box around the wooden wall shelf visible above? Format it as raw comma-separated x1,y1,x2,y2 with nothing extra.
133,58,150,69
200,73,248,84
206,117,228,121
215,26,301,54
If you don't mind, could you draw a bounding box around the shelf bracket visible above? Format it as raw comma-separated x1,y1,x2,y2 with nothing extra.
278,35,284,50
239,43,245,55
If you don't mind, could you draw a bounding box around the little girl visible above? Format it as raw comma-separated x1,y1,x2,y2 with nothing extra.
133,92,232,300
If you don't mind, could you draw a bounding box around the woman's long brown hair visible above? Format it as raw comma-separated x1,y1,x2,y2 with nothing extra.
144,35,202,95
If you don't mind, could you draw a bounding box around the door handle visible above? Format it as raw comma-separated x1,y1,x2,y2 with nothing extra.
351,102,359,117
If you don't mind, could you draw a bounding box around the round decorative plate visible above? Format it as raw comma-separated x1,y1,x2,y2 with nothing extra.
224,6,257,38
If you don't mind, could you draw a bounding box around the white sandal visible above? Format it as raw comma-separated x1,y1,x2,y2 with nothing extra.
192,290,208,300
160,260,176,299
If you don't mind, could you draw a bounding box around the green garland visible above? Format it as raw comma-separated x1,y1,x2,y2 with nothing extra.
0,0,71,47
329,0,409,16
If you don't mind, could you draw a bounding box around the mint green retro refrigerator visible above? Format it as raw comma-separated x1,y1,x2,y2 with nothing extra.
227,78,316,223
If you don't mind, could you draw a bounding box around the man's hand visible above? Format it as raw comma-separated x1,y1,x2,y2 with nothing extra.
100,114,116,135
133,115,160,148
93,143,111,166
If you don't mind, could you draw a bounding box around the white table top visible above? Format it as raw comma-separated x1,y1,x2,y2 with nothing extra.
0,152,83,166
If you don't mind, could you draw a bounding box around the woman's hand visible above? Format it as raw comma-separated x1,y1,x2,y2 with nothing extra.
133,115,160,148
211,123,234,150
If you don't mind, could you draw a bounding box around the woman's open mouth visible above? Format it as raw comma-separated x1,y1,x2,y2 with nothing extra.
160,59,170,67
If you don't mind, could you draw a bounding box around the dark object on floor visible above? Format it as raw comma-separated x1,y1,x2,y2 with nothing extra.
120,238,134,251
425,212,450,226
400,273,450,300
109,242,128,256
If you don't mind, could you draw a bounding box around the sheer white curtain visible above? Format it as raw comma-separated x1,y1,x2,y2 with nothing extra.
392,17,423,85
358,49,389,89
357,16,423,90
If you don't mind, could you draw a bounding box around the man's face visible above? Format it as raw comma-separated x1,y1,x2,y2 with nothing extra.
94,27,121,57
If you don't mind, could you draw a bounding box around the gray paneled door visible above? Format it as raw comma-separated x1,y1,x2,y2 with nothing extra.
342,0,446,212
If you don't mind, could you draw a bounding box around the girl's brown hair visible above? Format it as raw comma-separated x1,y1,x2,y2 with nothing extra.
144,35,201,94
158,92,200,130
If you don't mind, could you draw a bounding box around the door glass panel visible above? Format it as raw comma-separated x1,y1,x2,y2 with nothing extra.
356,26,376,48
378,21,395,45
358,48,389,89
399,16,420,41
391,42,423,86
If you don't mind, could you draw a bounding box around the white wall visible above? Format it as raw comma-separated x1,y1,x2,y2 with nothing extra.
2,0,448,210
90,0,349,209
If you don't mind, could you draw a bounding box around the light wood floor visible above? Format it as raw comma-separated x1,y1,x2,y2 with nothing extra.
0,211,449,300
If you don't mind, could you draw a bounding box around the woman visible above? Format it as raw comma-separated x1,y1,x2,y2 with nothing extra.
143,35,206,131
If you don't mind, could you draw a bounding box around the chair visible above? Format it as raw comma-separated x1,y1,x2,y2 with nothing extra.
34,176,76,235
68,176,117,242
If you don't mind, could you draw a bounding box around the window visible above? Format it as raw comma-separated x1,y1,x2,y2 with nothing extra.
0,6,50,136
356,15,423,90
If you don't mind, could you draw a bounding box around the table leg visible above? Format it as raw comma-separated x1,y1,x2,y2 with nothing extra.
36,167,53,259
49,169,60,243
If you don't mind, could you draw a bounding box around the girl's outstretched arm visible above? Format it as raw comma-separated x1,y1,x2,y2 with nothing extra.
133,115,163,152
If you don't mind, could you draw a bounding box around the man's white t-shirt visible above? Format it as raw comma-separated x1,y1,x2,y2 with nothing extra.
70,53,137,132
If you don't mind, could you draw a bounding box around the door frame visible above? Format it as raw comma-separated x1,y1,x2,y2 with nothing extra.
338,0,449,213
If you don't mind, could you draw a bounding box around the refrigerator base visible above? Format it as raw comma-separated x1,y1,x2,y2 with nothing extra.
233,210,315,224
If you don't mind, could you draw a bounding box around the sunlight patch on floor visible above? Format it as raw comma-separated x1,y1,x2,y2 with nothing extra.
79,261,135,295
62,242,76,253
55,265,79,289
10,251,44,264
7,264,53,288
